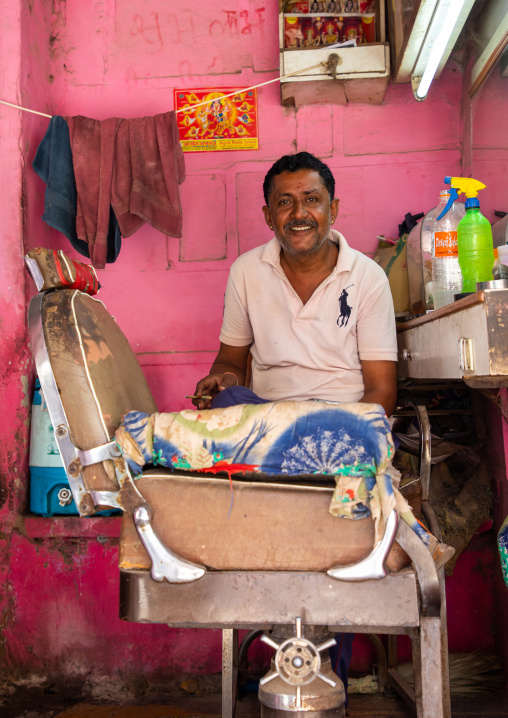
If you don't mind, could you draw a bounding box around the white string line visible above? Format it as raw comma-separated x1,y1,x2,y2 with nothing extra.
174,62,325,114
0,62,327,120
0,99,52,118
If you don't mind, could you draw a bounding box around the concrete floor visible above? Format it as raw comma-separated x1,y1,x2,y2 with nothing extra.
2,687,508,718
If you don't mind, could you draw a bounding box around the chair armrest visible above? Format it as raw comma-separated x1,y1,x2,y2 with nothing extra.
395,520,440,617
327,509,399,582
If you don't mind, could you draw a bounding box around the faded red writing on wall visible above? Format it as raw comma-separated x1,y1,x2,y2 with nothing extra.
209,8,266,36
129,7,266,49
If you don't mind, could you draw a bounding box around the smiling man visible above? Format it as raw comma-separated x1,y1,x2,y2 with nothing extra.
193,151,397,416
192,151,398,702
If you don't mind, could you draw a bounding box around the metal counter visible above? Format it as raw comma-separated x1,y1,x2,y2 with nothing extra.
397,289,508,388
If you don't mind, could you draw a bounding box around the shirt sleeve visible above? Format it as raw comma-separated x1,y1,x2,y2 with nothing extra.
219,269,254,347
356,265,398,361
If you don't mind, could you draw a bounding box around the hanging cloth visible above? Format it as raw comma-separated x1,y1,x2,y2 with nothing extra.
32,116,122,264
66,111,185,268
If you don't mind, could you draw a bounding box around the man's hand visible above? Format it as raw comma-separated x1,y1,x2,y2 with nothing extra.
193,371,239,409
192,342,251,410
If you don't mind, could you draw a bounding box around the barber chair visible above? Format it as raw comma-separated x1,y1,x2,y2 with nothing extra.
26,259,450,717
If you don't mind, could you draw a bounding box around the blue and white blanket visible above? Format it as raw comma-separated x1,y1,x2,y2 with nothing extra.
115,400,431,547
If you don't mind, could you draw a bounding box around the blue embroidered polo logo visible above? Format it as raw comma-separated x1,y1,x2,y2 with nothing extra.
337,285,353,327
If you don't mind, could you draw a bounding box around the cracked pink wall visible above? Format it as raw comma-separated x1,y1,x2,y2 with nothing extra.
0,0,505,687
0,0,32,678
21,1,467,415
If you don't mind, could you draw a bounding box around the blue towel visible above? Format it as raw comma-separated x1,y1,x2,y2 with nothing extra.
32,116,122,263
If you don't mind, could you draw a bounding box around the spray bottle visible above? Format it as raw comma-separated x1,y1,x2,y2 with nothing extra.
438,177,494,292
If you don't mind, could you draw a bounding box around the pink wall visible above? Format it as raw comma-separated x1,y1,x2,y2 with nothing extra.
469,59,508,681
483,393,508,683
465,57,508,217
0,0,33,676
21,1,467,414
0,0,505,687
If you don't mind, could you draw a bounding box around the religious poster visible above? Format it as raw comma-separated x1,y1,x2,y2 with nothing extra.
284,13,376,47
174,87,259,152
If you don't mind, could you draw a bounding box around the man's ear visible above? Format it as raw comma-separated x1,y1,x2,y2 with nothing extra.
262,205,273,230
330,198,339,225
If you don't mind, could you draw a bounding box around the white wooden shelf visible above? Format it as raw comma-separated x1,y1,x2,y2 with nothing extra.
279,3,390,106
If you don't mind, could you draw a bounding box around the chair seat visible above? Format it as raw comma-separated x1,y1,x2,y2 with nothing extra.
119,470,411,572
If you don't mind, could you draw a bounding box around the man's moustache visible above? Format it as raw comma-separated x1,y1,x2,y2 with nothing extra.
284,222,318,229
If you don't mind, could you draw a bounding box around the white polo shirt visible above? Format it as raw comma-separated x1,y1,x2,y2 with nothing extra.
219,229,397,403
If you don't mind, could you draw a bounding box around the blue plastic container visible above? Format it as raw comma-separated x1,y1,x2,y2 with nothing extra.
29,379,119,516
29,378,79,516
30,467,80,517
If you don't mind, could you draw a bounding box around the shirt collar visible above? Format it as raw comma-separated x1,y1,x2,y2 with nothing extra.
261,229,356,274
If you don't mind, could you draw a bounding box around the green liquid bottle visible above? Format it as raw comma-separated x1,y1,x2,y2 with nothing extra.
457,198,494,293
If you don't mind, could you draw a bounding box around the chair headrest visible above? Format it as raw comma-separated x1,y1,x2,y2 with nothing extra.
24,247,100,295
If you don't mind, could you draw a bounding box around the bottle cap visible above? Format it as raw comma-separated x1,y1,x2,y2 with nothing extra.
465,197,480,209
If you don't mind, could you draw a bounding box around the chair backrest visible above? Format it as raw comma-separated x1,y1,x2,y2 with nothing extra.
29,288,157,501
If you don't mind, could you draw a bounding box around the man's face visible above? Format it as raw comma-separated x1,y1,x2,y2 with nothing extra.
263,169,339,258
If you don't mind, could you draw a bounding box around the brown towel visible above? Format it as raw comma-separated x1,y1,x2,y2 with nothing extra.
67,112,185,268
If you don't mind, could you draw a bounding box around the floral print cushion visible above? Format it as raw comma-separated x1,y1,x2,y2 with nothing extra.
115,400,429,547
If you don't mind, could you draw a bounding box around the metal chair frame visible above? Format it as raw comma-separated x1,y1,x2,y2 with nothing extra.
28,289,451,718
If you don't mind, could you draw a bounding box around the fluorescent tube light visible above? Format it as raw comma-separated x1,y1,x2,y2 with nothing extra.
412,0,468,100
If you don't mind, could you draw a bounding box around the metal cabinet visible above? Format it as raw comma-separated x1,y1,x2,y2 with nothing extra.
397,290,508,388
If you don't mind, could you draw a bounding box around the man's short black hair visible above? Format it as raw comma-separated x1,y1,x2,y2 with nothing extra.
263,152,335,205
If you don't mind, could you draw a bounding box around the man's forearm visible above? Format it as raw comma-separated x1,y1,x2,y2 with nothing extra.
207,342,251,388
359,360,397,417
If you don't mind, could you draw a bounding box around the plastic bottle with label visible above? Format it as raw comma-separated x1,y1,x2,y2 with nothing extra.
431,190,464,309
420,205,439,310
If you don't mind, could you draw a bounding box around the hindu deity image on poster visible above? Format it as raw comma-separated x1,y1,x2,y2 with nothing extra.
174,88,259,152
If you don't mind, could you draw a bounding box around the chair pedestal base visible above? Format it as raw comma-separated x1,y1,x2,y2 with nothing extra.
259,662,345,716
258,620,345,715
